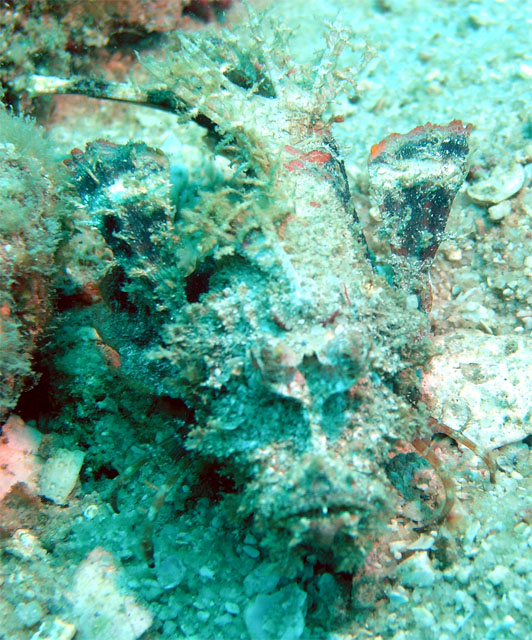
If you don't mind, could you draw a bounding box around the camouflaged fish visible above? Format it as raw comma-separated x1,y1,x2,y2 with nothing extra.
26,20,471,573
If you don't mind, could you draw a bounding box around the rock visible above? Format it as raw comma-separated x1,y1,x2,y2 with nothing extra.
388,587,409,605
30,618,76,640
456,565,473,585
224,602,240,615
16,601,44,627
6,529,47,561
244,562,280,597
198,566,215,580
155,554,186,590
38,448,85,506
242,544,260,558
467,163,524,205
412,605,435,628
422,331,532,450
396,551,436,588
487,565,510,586
65,547,153,640
244,583,307,640
487,200,511,221
514,556,532,575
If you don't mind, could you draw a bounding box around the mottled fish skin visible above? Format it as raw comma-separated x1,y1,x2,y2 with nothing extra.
62,27,470,574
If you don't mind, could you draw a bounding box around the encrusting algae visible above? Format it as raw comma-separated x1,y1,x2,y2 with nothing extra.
0,108,71,422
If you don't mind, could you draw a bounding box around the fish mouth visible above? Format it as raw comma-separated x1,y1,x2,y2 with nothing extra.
262,489,391,553
277,497,369,524
272,508,377,573
282,508,362,544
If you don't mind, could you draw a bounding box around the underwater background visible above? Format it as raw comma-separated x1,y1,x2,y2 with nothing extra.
1,0,532,638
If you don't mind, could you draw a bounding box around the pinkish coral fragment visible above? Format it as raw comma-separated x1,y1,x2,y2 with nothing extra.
66,547,153,640
0,416,42,502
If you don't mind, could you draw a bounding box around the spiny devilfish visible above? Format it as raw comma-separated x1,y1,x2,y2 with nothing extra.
38,22,476,575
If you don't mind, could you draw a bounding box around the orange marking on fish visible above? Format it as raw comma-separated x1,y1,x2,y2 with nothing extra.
303,150,332,165
285,159,305,172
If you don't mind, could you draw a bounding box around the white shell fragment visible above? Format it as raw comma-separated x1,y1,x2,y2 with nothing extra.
422,330,532,450
396,551,436,588
6,528,47,561
38,448,85,506
487,200,511,221
466,163,525,205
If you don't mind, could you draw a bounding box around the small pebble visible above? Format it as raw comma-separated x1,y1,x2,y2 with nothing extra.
215,614,233,626
244,562,280,597
456,565,472,585
30,617,76,640
162,621,178,636
16,601,44,627
487,565,509,586
518,63,532,79
514,557,532,574
388,588,409,605
199,566,215,580
412,605,435,628
488,200,511,221
507,589,524,611
397,551,436,588
242,545,260,559
467,163,524,205
444,247,462,262
513,521,528,534
468,9,495,27
405,294,419,310
454,590,474,612
224,602,240,615
156,555,186,590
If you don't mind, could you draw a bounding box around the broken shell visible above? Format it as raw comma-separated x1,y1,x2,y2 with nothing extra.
467,163,525,205
487,200,511,221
